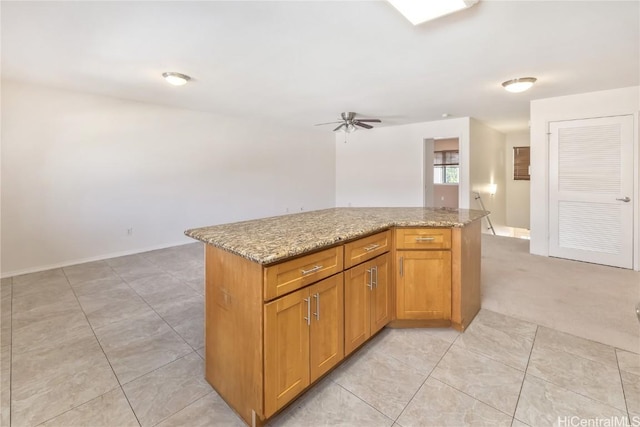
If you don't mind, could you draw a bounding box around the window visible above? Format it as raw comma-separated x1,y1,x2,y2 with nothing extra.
434,150,459,184
513,146,530,180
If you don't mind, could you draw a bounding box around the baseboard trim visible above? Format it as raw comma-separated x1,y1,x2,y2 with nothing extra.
1,240,199,279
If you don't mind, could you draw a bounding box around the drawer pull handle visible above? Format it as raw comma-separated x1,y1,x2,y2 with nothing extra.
301,265,322,275
415,237,436,242
363,244,380,252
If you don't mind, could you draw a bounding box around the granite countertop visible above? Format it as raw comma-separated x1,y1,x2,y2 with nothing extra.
185,207,488,265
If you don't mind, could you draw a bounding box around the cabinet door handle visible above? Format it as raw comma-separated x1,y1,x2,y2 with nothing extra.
363,244,380,252
303,297,311,326
366,269,373,290
399,257,404,277
313,293,320,320
301,265,322,275
415,236,435,242
372,266,378,288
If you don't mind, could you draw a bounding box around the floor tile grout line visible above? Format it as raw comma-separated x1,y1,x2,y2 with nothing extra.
392,331,460,424
149,390,215,427
120,349,199,388
451,338,530,373
329,380,396,424
532,331,623,369
87,267,196,385
324,337,404,423
422,332,522,420
525,370,628,415
510,325,538,426
12,269,119,426
61,266,144,427
111,268,201,352
122,350,209,427
34,384,124,427
614,349,632,423
522,322,629,413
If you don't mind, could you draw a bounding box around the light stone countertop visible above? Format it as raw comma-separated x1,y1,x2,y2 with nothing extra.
185,207,488,265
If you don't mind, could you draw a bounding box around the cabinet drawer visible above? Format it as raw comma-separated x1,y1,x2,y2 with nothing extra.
395,228,451,250
264,246,343,301
343,230,391,269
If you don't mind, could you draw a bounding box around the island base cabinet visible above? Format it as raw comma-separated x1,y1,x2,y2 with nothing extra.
396,251,452,320
264,273,344,418
344,253,390,356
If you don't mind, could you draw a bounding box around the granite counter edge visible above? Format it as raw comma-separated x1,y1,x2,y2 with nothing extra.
184,215,486,265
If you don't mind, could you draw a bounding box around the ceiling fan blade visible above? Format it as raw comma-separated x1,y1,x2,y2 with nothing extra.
314,121,343,126
333,124,345,132
354,121,373,129
355,119,381,123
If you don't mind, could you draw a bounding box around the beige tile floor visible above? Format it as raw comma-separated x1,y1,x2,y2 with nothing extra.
1,241,639,427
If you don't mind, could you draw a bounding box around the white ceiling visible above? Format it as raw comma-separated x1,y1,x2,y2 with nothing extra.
2,1,638,133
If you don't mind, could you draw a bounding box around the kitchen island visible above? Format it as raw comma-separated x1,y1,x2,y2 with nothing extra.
185,207,487,426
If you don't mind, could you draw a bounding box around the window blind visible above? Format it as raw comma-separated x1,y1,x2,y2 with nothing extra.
513,146,530,180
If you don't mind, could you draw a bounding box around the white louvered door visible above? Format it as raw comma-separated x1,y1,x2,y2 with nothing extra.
549,115,634,268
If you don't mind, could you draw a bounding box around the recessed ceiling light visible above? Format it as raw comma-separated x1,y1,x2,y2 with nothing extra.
386,0,479,25
502,77,537,93
162,72,191,86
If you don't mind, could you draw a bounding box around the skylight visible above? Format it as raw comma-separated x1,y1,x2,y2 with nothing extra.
386,0,479,25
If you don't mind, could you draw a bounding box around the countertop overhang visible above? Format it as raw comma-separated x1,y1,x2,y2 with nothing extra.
185,207,488,265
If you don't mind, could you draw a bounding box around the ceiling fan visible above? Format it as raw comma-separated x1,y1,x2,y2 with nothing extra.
314,112,382,133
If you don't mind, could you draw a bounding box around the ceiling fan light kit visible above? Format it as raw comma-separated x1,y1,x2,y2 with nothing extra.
502,77,537,93
386,0,479,26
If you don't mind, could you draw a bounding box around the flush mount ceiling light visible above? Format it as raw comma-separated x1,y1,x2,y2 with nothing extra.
386,0,479,25
162,72,191,86
502,77,537,93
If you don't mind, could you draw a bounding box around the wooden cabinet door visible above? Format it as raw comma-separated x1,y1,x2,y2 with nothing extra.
344,262,371,356
309,274,344,382
370,253,391,335
264,288,310,417
396,251,451,320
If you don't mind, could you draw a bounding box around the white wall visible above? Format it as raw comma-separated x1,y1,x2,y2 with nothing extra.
434,185,459,208
335,118,470,208
505,131,531,229
530,86,640,270
469,119,507,229
1,80,336,276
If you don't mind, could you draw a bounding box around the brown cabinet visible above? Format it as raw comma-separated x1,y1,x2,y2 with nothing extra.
396,228,451,250
344,253,390,356
396,250,451,320
202,220,481,426
343,230,391,268
264,273,344,417
264,246,343,301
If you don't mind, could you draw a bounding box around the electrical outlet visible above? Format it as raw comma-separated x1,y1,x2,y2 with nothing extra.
127,228,133,236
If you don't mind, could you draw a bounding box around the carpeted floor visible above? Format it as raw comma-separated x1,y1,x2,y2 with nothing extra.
481,234,640,353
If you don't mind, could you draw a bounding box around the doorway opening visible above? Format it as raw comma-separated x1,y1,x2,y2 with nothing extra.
427,138,459,209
